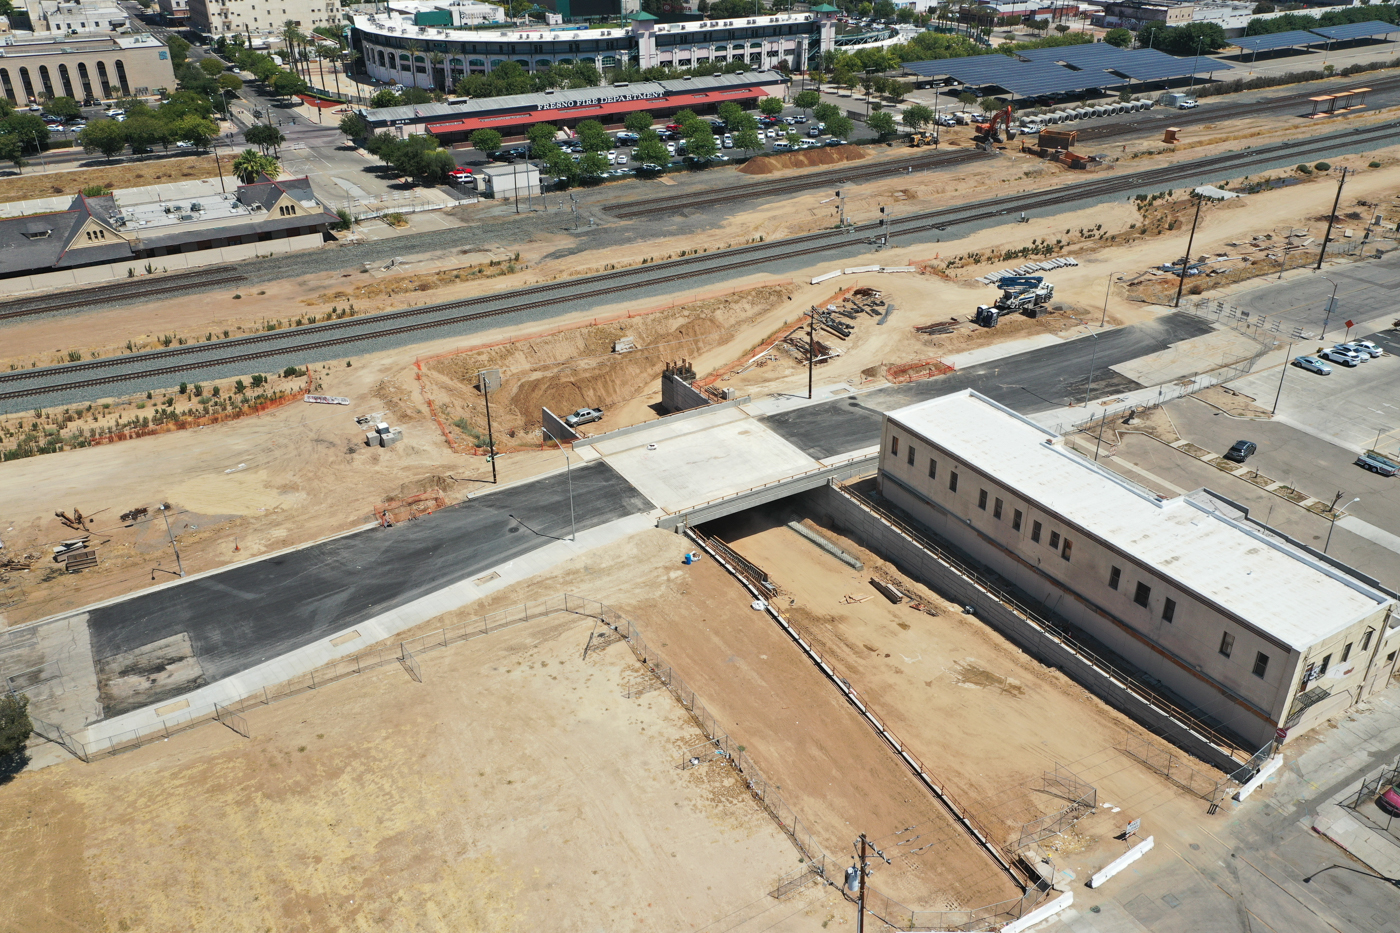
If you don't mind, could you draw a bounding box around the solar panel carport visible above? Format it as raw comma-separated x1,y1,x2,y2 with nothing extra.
1111,48,1235,83
902,54,1020,85
1019,43,1139,70
997,61,1116,97
1230,29,1327,55
1309,20,1400,42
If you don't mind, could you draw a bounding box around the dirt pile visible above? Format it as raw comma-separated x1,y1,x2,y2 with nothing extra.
738,144,869,175
0,156,223,205
422,284,793,443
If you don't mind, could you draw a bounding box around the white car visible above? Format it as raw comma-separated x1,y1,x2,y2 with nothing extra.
1319,346,1361,367
175,141,195,148
615,150,629,163
1292,355,1332,375
1351,339,1384,358
104,108,124,117
766,128,777,138
1336,342,1373,362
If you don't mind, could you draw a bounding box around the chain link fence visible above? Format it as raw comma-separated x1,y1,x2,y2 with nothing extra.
1120,733,1238,809
1015,765,1098,852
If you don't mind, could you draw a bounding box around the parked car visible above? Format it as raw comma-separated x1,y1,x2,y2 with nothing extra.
1352,339,1385,358
783,116,796,125
615,132,639,144
638,162,663,172
722,134,734,148
772,141,793,151
794,114,808,124
1319,346,1361,367
1356,451,1400,476
765,128,777,138
1293,355,1332,375
808,126,821,137
565,407,604,427
1378,785,1400,816
826,138,845,146
1336,342,1373,361
1223,440,1257,463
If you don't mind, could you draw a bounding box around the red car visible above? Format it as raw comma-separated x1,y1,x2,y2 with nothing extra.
665,123,683,132
1379,785,1400,816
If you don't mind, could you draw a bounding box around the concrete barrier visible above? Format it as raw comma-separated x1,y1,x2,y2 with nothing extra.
1088,836,1154,888
1234,755,1284,801
811,270,843,284
1002,890,1073,933
844,264,881,274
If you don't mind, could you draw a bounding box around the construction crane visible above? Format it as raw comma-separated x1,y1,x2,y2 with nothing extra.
973,106,1018,148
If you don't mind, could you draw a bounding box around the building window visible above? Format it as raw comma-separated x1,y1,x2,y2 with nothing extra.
18,66,35,102
1048,531,1060,550
1219,632,1234,658
927,459,937,480
993,498,1003,519
38,65,55,100
1362,629,1374,652
890,435,899,456
978,489,988,510
1319,653,1331,677
96,61,112,98
58,63,75,99
1061,538,1072,561
949,472,958,493
1031,520,1041,543
1133,582,1150,607
114,59,130,96
1108,566,1121,590
906,445,914,466
0,69,15,104
1012,509,1022,531
1162,598,1175,623
1253,652,1270,678
1300,662,1316,690
1341,642,1353,663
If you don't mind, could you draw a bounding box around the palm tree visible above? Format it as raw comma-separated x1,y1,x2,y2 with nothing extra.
232,148,281,184
430,51,447,93
405,41,422,90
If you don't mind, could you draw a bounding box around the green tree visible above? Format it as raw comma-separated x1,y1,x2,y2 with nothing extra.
813,101,840,123
633,129,669,166
716,101,745,128
244,123,285,154
270,70,308,100
370,89,401,109
0,134,26,173
173,115,217,149
78,120,127,160
902,103,933,130
1103,26,1132,47
624,110,654,135
47,96,81,120
733,126,763,156
0,693,31,759
793,89,820,113
217,73,244,93
686,127,718,160
575,119,611,152
958,91,978,107
578,150,609,179
827,115,854,139
545,148,579,187
758,96,784,117
873,0,895,17
526,121,558,150
978,95,1003,114
232,148,280,183
3,113,49,153
338,112,369,140
199,56,226,78
866,110,898,139
469,128,502,156
166,35,191,67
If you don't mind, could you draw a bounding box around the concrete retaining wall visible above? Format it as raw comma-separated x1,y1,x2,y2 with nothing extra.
659,456,876,530
797,483,1246,777
661,373,711,414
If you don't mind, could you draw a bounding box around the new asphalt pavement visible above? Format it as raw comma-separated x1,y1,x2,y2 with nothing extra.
86,460,651,718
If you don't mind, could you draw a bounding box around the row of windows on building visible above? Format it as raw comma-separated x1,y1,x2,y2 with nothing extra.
0,59,131,104
368,38,626,55
891,433,1274,681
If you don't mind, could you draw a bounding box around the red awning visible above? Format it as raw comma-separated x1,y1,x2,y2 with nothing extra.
427,86,766,135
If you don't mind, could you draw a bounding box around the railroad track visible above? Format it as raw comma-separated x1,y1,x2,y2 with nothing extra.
0,267,246,323
5,119,1393,406
606,149,989,219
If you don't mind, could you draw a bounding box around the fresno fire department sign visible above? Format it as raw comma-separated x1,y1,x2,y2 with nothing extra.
537,88,665,110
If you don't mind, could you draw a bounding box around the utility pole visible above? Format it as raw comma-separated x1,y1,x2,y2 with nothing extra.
846,834,869,933
808,306,816,399
159,503,185,577
480,373,498,484
1316,166,1347,270
542,425,576,541
1173,195,1204,308
1272,340,1294,414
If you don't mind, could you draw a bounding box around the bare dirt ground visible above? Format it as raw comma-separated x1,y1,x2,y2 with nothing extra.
701,504,1230,883
0,155,223,206
0,565,840,933
5,123,1399,626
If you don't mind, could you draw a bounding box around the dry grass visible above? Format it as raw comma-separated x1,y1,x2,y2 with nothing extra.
0,155,223,206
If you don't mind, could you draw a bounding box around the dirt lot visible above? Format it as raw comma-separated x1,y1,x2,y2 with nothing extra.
701,504,1229,880
0,155,223,206
0,579,837,933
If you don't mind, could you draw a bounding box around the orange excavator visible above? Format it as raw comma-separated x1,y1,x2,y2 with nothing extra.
973,105,1018,149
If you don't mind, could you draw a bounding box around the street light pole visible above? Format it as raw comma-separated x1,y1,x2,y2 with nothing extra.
1319,275,1339,341
1189,37,1204,92
1272,340,1294,414
808,305,816,400
1316,166,1348,270
159,504,185,577
1173,195,1204,308
1324,496,1359,554
1083,329,1100,410
480,374,497,484
1101,271,1122,327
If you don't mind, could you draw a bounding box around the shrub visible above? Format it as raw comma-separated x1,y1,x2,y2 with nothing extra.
1370,161,1382,168
1314,161,1330,171
1296,164,1313,174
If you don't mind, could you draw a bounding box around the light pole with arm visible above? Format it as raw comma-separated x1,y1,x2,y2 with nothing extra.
541,424,576,541
1101,271,1123,327
1324,496,1359,553
1319,275,1339,341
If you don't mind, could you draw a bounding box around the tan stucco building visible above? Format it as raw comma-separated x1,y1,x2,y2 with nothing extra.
186,0,344,38
0,32,175,105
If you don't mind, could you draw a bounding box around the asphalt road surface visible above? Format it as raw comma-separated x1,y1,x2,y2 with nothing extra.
761,311,1214,459
85,461,651,718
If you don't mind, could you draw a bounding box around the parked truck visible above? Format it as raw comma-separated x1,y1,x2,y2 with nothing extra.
974,276,1055,327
